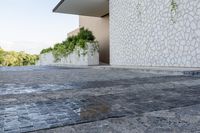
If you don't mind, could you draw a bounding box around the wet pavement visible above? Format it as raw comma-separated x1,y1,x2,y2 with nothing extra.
0,66,200,133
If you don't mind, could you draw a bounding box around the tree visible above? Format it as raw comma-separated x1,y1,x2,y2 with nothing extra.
0,48,4,65
0,48,39,66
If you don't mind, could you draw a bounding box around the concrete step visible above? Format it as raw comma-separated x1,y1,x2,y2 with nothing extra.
40,64,200,76
92,65,200,76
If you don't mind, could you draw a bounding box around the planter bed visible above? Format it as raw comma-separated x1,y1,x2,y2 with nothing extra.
38,43,99,66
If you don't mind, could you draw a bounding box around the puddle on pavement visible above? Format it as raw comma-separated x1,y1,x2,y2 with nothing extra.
75,103,110,120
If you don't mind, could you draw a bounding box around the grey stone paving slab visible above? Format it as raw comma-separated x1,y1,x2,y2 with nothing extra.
35,104,200,133
0,66,200,132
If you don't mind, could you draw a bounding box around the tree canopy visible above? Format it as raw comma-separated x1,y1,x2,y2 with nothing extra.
0,48,39,66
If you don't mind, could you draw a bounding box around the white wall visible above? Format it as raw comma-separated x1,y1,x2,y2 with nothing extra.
38,43,99,66
110,0,200,67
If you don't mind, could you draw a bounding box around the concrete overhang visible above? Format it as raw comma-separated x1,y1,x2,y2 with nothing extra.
53,0,109,17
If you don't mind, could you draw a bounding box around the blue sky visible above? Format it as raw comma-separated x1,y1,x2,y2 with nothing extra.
0,0,79,54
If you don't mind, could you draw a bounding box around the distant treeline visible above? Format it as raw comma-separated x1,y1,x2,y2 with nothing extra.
0,48,39,66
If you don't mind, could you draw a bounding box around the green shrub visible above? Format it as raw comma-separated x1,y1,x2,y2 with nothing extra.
0,48,4,65
77,27,95,41
40,47,53,54
40,27,98,62
52,43,67,61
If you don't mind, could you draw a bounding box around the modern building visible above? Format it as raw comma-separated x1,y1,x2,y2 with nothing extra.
54,0,200,67
67,15,109,64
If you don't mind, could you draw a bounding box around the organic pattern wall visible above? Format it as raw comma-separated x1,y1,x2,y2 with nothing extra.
110,0,200,67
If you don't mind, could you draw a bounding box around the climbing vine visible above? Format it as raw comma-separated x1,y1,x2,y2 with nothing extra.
89,42,99,56
76,41,99,58
136,1,142,17
170,0,178,23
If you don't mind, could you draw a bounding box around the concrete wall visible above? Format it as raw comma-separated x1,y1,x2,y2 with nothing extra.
38,43,99,66
79,15,110,64
110,0,200,67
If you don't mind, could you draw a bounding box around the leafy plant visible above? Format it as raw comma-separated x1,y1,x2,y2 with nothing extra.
40,47,53,54
52,43,67,61
77,27,95,41
171,0,178,23
136,2,142,17
0,48,4,65
40,27,98,62
90,42,99,56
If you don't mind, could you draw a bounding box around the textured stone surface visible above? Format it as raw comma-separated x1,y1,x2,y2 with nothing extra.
1,66,200,133
110,0,200,67
36,104,200,133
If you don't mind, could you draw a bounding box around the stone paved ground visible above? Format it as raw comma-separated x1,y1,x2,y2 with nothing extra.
0,66,200,133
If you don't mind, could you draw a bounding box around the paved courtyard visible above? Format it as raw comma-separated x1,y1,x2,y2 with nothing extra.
0,66,200,133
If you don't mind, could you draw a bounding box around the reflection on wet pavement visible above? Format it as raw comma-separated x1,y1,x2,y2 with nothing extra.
75,98,110,120
1,82,200,133
0,66,200,133
0,97,112,132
